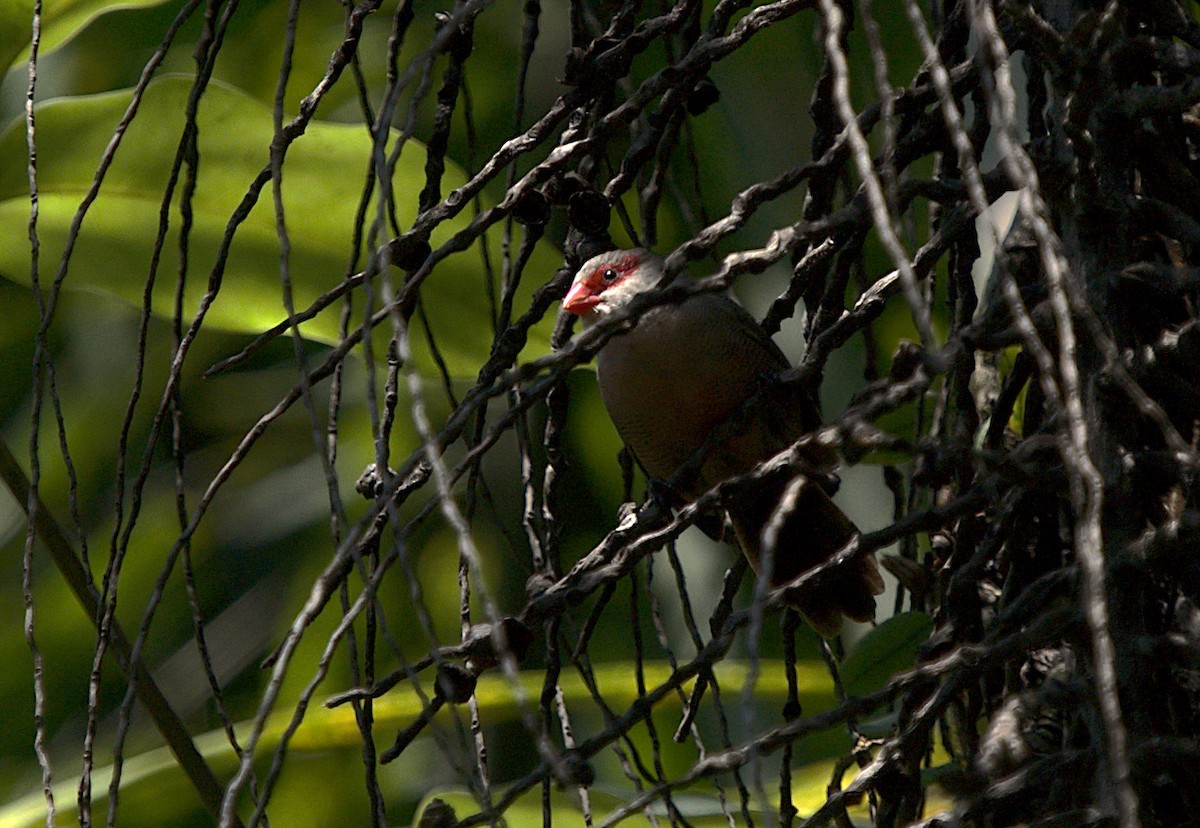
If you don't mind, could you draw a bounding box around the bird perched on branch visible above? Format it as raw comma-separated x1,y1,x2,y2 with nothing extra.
563,248,883,637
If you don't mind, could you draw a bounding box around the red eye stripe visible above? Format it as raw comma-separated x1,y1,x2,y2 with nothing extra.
587,254,639,289
612,253,639,273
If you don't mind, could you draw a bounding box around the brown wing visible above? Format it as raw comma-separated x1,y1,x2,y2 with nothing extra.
727,468,883,637
593,287,880,636
596,290,833,492
701,298,880,637
688,294,837,488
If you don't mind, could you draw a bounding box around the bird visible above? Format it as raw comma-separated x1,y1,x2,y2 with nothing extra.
562,247,883,637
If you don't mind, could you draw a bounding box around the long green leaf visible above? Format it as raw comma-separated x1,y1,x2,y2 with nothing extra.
0,659,837,828
0,0,180,73
0,75,556,377
841,611,932,698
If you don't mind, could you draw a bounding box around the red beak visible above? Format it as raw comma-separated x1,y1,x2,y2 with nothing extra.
563,281,601,315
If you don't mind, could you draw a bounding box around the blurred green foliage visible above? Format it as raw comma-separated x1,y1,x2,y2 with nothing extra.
0,0,936,825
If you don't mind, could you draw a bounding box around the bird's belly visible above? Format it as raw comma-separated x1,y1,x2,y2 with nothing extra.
596,320,777,494
600,372,711,481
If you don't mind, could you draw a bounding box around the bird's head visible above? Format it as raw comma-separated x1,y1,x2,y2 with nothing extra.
563,248,665,321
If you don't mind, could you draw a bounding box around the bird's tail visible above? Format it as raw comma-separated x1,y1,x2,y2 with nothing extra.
727,470,884,638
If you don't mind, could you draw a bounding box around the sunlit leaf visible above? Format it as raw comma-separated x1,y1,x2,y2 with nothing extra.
0,659,837,828
411,762,882,828
0,0,178,71
0,75,557,378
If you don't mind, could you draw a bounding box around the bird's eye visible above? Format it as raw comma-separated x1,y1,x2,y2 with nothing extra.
601,267,619,283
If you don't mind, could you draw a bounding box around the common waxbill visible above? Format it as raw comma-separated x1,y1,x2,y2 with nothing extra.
563,248,883,637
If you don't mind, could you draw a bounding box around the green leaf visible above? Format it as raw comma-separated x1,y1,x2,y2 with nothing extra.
840,611,931,698
0,76,557,377
0,0,29,71
1,0,181,72
0,660,836,828
410,762,882,828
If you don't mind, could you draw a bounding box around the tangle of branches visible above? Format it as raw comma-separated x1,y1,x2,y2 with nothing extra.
10,0,1200,827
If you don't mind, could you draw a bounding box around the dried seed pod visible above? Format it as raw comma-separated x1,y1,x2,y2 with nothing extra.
434,662,476,704
557,750,596,788
544,171,590,206
417,798,457,828
390,234,432,272
687,76,720,115
511,188,551,226
568,189,611,235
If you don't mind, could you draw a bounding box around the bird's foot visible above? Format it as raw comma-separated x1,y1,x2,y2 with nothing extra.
615,500,640,530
